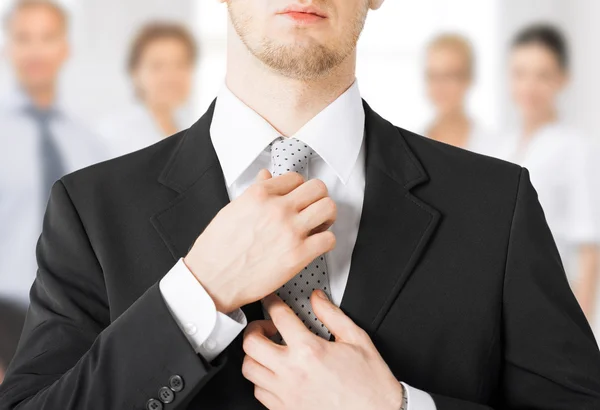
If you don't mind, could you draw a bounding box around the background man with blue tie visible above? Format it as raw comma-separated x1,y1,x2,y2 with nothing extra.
1,0,600,409
0,0,106,311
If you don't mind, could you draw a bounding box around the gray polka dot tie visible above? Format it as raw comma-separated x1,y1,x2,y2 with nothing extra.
269,137,332,339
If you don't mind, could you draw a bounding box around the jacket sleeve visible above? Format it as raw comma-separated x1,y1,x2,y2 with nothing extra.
412,168,600,410
500,167,600,408
0,180,224,410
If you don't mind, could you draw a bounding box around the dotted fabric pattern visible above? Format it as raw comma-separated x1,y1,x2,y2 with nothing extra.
269,136,314,177
268,137,332,340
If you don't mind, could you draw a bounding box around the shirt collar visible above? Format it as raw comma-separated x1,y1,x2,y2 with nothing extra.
210,81,365,187
1,86,66,117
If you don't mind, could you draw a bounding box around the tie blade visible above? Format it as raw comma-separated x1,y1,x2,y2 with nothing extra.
268,137,331,339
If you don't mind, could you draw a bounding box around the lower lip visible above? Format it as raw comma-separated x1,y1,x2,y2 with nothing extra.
281,11,325,23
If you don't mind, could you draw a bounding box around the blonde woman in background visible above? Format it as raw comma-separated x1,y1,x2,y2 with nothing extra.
423,33,496,154
98,22,198,157
498,24,599,323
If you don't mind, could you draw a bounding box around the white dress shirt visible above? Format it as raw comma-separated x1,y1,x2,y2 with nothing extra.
494,122,599,284
159,82,436,409
96,103,193,158
0,89,108,308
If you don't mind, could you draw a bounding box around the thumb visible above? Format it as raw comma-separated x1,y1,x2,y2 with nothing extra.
256,169,272,182
311,290,368,345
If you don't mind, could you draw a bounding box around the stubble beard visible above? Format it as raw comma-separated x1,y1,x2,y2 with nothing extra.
228,3,368,81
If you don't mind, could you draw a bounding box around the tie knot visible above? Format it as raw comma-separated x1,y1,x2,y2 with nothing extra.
24,105,54,124
269,137,314,177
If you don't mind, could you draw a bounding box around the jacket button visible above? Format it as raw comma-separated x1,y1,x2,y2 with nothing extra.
158,386,175,404
146,398,163,410
169,374,184,392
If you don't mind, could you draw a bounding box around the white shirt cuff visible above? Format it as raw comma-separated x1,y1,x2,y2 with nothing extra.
159,258,247,362
402,382,437,410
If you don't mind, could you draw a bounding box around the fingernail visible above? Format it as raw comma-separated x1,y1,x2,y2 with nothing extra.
315,289,328,300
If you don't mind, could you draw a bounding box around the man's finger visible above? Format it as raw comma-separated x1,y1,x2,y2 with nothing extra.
310,290,370,345
263,293,312,345
309,220,335,236
254,385,283,410
255,169,272,182
244,319,279,339
298,230,336,267
296,197,337,234
243,320,284,370
263,172,305,195
242,355,277,390
286,178,329,211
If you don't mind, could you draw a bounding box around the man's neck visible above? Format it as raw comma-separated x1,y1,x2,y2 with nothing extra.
23,84,56,110
224,25,357,137
434,108,469,129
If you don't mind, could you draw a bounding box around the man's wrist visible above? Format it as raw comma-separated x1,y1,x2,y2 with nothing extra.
384,379,405,410
182,256,238,313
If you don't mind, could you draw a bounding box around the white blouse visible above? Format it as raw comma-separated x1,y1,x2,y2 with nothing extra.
494,122,599,283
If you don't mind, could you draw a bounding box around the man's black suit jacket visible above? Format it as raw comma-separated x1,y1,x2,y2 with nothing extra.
1,101,600,410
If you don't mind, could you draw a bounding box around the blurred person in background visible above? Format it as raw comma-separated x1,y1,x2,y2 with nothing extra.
0,300,27,385
0,0,107,309
422,33,496,154
97,22,197,158
497,24,599,322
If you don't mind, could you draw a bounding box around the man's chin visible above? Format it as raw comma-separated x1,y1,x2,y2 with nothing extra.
267,31,326,49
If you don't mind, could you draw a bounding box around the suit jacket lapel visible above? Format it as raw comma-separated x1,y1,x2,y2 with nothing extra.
340,102,441,335
150,101,230,261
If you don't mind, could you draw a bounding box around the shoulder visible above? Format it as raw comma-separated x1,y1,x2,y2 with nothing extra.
395,126,524,200
0,106,17,130
399,126,521,176
0,97,24,127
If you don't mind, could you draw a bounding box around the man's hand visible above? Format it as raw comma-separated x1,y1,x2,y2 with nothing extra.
184,170,337,313
241,291,404,410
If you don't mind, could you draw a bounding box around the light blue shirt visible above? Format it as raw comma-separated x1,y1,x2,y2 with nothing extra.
0,88,109,307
